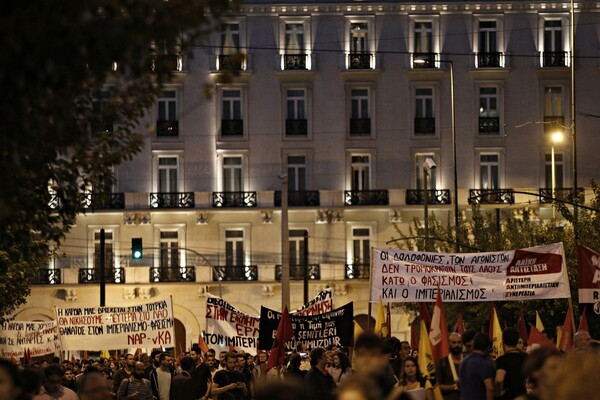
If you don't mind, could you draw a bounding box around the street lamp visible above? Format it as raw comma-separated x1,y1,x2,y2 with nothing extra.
413,57,459,251
550,131,564,219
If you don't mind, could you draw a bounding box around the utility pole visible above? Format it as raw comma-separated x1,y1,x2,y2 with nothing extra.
571,0,578,244
100,228,106,307
303,230,309,304
280,175,290,310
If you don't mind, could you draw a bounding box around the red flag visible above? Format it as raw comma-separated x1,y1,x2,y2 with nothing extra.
527,323,556,349
453,313,464,335
429,288,449,364
266,306,295,371
71,355,75,363
113,350,117,360
198,334,209,354
558,304,574,351
83,351,89,361
134,348,142,358
518,309,528,343
578,306,589,333
410,318,419,350
418,303,432,331
577,245,600,304
10,356,18,365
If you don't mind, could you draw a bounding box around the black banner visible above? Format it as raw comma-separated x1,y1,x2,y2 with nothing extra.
258,303,354,350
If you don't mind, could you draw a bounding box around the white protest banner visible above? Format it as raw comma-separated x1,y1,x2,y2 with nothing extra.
56,298,174,351
372,243,571,302
204,289,334,352
0,321,61,358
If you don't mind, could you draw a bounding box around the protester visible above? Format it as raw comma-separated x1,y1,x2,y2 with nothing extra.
116,361,152,400
170,356,195,400
149,353,173,400
388,356,433,400
62,368,76,391
517,346,561,400
437,332,462,400
78,372,113,400
190,347,212,400
495,327,527,400
144,350,161,380
114,353,134,393
353,333,397,398
329,351,352,385
542,351,600,400
461,331,476,356
459,333,494,400
284,353,306,381
212,352,247,400
572,330,592,351
21,368,44,399
218,352,227,370
304,347,336,400
338,374,382,400
33,365,78,400
0,359,24,400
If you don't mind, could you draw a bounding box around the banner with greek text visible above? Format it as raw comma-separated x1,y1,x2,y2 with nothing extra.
0,321,61,358
258,303,354,350
204,289,334,352
55,298,174,350
371,243,570,302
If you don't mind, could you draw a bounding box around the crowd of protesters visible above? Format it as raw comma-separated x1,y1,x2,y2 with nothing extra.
0,328,598,400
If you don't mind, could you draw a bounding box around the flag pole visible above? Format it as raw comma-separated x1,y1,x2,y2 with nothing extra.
367,247,374,333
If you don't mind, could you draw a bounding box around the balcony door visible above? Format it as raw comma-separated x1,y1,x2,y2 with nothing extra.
480,154,499,190
287,156,307,191
352,228,371,266
158,157,178,193
160,231,179,270
223,157,243,192
351,155,371,191
225,230,244,279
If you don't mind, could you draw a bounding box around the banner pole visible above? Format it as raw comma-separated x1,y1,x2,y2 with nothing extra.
367,247,374,333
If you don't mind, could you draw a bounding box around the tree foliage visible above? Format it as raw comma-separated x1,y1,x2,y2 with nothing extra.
391,185,600,337
0,0,238,320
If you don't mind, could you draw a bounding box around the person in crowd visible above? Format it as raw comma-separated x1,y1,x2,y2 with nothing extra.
149,353,173,400
78,372,113,400
495,327,527,400
33,365,78,400
437,332,463,400
218,352,227,370
206,353,218,378
304,347,336,400
21,367,44,399
324,350,335,370
517,346,562,400
400,341,411,360
170,356,195,400
383,337,402,380
116,361,152,400
353,333,398,398
212,352,247,400
235,353,252,399
459,333,494,400
143,350,162,380
254,379,306,400
516,338,526,352
190,347,212,400
541,329,556,344
542,351,600,400
284,353,306,381
573,330,592,351
254,352,268,384
461,331,476,356
329,351,352,385
62,368,76,391
0,359,25,400
389,356,433,400
338,374,383,400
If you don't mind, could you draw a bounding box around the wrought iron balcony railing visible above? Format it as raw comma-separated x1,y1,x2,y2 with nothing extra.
150,192,195,209
275,264,321,280
221,119,244,136
274,190,320,207
413,52,437,68
414,117,435,135
283,54,307,70
348,53,372,69
543,51,567,67
212,192,257,208
218,54,244,71
31,269,61,285
345,263,370,279
538,188,584,204
149,267,196,283
344,190,389,206
81,193,125,210
157,120,179,137
468,189,515,204
78,268,125,284
477,52,502,68
479,117,500,134
405,189,451,205
212,265,258,281
350,118,371,135
543,116,564,134
286,119,307,136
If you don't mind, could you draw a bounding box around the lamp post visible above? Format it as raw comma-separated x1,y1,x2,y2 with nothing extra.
551,131,564,219
414,57,458,251
423,158,437,251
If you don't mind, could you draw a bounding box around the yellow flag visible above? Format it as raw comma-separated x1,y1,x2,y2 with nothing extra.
354,320,364,343
418,320,443,400
490,307,504,359
100,350,110,359
374,297,389,337
535,311,545,332
556,326,563,348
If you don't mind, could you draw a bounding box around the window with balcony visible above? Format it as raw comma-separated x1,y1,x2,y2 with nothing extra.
223,156,243,192
349,23,372,69
413,22,435,67
350,89,371,135
480,154,499,190
543,20,566,67
93,231,113,269
286,89,307,136
545,153,564,189
415,88,435,135
479,87,500,134
222,90,243,137
346,228,371,279
157,91,178,137
150,38,181,72
158,157,178,193
220,23,244,70
225,230,246,279
544,86,564,134
477,21,501,68
287,155,307,191
351,155,371,191
289,229,307,267
160,231,179,269
284,23,306,70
